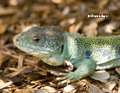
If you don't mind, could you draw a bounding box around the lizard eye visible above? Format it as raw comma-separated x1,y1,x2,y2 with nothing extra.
34,38,39,42
33,36,43,42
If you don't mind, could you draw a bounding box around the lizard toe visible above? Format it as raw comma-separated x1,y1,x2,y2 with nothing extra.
64,69,71,73
58,72,68,76
58,79,71,85
56,76,67,81
57,72,79,85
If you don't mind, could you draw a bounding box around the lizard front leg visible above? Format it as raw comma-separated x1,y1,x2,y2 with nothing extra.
56,59,97,85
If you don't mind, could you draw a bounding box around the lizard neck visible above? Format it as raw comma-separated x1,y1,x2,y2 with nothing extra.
65,32,84,63
40,30,70,66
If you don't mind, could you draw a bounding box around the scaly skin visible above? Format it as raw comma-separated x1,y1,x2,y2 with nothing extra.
13,26,120,85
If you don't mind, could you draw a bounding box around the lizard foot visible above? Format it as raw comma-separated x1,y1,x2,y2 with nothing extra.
56,72,79,85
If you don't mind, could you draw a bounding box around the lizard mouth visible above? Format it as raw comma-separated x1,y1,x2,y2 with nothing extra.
18,44,49,53
14,42,52,57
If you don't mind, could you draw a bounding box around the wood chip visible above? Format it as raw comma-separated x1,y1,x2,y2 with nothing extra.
115,67,120,75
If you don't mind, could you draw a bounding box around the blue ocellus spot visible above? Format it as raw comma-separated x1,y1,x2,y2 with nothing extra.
97,48,101,51
108,56,110,59
102,50,109,56
86,51,92,56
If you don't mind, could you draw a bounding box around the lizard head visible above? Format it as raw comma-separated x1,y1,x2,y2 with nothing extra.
13,26,67,66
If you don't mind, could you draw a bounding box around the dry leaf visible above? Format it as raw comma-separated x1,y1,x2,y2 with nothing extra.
0,79,6,88
106,81,116,90
62,6,70,15
36,89,47,93
63,84,77,92
63,81,86,92
83,22,98,37
69,21,83,34
0,23,9,35
8,66,31,77
98,0,109,9
32,5,52,12
115,67,120,75
41,86,58,93
118,79,120,93
0,81,13,89
9,0,25,6
52,0,63,3
60,18,76,27
98,22,119,35
18,54,24,70
0,7,18,16
102,88,113,93
84,81,105,93
21,24,39,32
90,70,110,82
0,52,9,68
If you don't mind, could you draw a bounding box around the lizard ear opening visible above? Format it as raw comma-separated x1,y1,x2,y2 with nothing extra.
61,45,64,54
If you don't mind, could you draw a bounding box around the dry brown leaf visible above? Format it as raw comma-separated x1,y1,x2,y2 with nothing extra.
52,0,64,4
90,70,110,82
0,7,18,16
118,79,120,93
69,21,83,35
0,80,13,89
84,81,105,93
94,17,106,23
98,22,119,35
106,81,116,90
21,23,39,32
0,23,9,35
63,85,78,93
98,0,109,9
83,22,98,37
41,86,59,93
107,1,118,11
63,80,87,92
0,52,9,68
62,6,70,15
9,0,25,6
32,5,52,12
36,89,47,93
0,79,6,88
107,75,119,90
8,66,31,77
115,67,120,75
13,89,39,93
18,54,24,70
60,18,76,27
102,88,113,93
